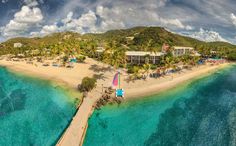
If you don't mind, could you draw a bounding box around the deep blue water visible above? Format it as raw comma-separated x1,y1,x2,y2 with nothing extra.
84,65,236,146
0,67,76,146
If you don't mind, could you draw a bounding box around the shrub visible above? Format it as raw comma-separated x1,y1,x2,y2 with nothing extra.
227,52,236,61
127,65,135,74
119,64,125,68
127,65,140,74
77,55,86,63
150,64,157,70
78,77,97,92
63,56,69,62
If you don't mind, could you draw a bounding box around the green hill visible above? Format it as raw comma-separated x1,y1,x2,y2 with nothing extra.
0,26,235,56
84,27,236,50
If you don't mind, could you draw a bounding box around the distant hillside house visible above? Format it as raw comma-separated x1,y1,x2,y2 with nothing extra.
13,43,23,48
95,47,105,57
126,36,134,41
210,51,217,54
172,46,194,56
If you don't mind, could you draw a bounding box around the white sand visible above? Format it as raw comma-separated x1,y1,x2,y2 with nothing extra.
0,58,230,146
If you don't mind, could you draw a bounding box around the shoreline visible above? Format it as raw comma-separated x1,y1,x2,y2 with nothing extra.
124,63,232,101
79,63,232,146
0,59,232,146
1,60,232,101
1,65,81,104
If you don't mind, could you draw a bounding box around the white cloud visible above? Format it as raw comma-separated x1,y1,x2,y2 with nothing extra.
159,17,193,30
61,12,74,24
0,5,43,38
32,10,98,36
96,4,192,31
30,2,193,37
230,13,236,26
14,6,43,23
2,0,194,39
72,10,97,28
189,28,228,42
60,10,97,33
24,0,39,7
40,24,59,34
31,24,59,36
158,0,168,7
95,5,192,32
1,0,8,3
96,6,125,31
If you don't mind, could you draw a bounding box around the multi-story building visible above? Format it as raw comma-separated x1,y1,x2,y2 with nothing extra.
172,46,194,56
95,48,165,65
125,51,165,64
13,43,23,48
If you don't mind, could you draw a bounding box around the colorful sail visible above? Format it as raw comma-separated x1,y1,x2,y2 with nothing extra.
112,72,120,87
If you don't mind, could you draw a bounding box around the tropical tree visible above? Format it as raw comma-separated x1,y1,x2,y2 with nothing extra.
130,66,141,80
143,63,151,77
110,47,127,68
78,77,97,92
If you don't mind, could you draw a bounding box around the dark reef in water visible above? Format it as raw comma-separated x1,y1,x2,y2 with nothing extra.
145,67,236,146
0,89,27,116
0,67,76,146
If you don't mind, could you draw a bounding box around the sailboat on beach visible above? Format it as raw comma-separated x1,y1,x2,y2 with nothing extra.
112,72,124,98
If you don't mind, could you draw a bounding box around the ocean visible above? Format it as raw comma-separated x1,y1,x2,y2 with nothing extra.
84,65,236,146
0,67,76,146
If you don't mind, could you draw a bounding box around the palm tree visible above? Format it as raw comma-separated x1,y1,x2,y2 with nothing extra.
143,39,153,52
143,63,150,77
111,47,127,69
130,66,141,80
191,56,200,66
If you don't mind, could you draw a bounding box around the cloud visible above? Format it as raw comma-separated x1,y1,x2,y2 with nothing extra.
95,5,192,32
75,10,97,28
1,0,8,3
14,6,43,23
0,5,43,38
230,13,236,26
24,0,39,7
1,0,235,43
188,28,228,42
59,10,97,33
96,6,125,31
40,24,59,34
159,17,193,30
32,10,97,36
30,2,193,38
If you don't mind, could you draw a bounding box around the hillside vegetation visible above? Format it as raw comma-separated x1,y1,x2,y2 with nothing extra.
0,26,235,60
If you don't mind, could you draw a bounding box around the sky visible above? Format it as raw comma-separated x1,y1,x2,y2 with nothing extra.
0,0,236,44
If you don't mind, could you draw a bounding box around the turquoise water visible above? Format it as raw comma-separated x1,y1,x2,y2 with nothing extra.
0,67,76,146
84,65,236,146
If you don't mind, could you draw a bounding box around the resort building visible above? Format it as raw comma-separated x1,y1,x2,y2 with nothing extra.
95,47,105,57
13,43,23,48
126,51,165,64
95,48,165,65
172,46,194,56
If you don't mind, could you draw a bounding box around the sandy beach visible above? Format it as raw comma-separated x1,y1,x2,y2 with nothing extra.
0,58,231,146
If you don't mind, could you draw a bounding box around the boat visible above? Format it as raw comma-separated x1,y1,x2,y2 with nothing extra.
112,72,124,98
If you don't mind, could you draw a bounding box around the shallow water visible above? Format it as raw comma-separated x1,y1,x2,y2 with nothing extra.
84,65,236,146
0,67,76,146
